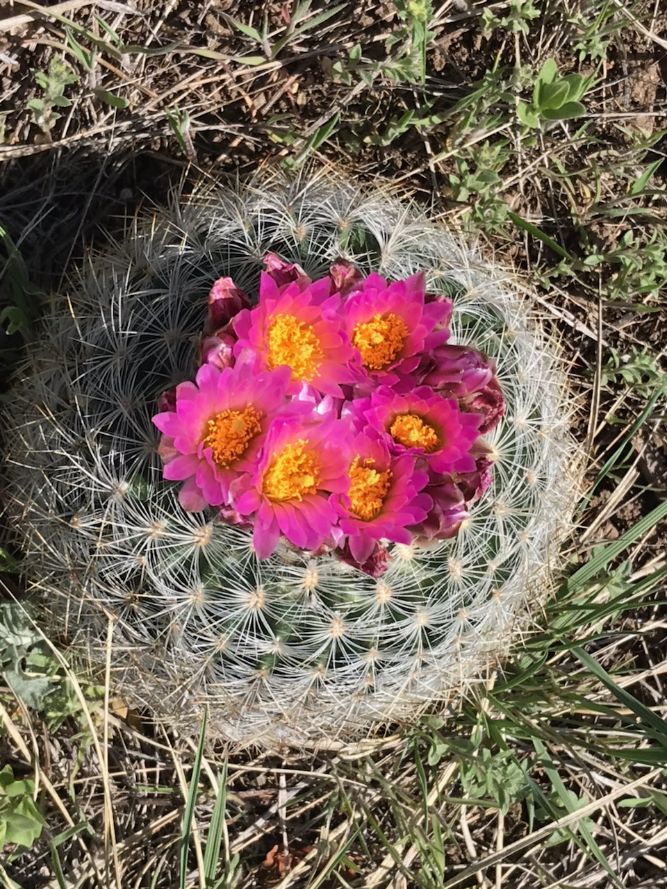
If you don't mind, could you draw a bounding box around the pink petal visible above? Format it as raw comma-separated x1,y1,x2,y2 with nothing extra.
163,454,199,481
178,478,207,512
253,503,281,558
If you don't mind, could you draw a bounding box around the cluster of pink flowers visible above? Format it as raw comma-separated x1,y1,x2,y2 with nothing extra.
153,255,504,575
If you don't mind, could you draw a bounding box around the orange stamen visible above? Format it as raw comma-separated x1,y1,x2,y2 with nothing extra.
203,405,263,468
352,312,408,371
263,439,320,502
389,413,440,452
267,313,324,381
348,456,392,521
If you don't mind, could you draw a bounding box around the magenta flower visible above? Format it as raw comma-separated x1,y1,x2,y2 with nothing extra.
152,362,292,512
333,431,431,565
343,272,451,384
232,414,351,559
205,277,250,334
363,385,482,474
232,271,359,396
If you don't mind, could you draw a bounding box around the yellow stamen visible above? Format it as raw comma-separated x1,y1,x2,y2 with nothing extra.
352,312,408,371
389,413,440,452
267,313,324,381
348,456,392,521
263,439,320,502
202,404,263,468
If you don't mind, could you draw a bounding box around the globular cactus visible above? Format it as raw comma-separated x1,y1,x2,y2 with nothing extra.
2,173,577,747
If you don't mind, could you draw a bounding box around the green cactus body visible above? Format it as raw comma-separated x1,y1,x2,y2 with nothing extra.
3,175,576,746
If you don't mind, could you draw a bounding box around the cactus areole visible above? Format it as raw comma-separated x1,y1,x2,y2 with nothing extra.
3,176,575,747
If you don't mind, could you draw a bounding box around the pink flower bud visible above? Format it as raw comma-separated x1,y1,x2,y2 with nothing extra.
420,344,494,394
199,328,237,370
263,252,311,290
413,475,469,541
460,377,505,434
338,541,390,577
329,259,363,295
157,386,177,412
453,444,495,503
206,277,250,334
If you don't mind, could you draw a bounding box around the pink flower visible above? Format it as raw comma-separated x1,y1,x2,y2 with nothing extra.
232,272,359,396
205,277,250,334
152,362,292,511
363,385,482,474
333,431,431,564
343,272,451,385
232,414,351,558
419,344,504,433
263,252,311,291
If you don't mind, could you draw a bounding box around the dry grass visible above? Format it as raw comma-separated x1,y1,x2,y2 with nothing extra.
1,0,666,887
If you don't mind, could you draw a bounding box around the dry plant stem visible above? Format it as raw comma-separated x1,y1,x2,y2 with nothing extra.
0,0,134,34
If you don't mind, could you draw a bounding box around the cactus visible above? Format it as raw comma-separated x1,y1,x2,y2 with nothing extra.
2,173,577,747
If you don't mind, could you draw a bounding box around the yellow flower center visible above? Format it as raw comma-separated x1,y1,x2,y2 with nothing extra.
352,312,409,371
202,405,263,468
348,456,392,521
389,413,440,452
263,439,320,502
267,313,324,381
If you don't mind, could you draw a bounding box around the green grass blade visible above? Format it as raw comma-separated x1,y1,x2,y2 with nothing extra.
533,739,623,888
583,386,664,503
567,500,667,594
179,708,208,889
571,647,667,746
507,211,574,261
203,759,228,885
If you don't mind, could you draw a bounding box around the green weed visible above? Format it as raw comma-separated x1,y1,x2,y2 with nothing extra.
27,57,78,135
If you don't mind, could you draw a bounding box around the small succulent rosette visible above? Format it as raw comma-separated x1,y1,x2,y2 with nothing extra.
153,255,505,574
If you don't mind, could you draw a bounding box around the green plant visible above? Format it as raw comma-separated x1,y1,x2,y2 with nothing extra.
600,348,665,397
2,173,576,746
517,59,593,129
481,0,541,36
0,225,41,345
332,0,435,87
27,56,78,135
226,2,345,62
0,604,56,710
0,603,104,733
0,765,44,853
448,141,511,229
459,747,531,815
